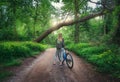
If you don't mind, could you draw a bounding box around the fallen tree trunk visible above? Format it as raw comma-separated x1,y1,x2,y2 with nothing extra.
35,11,105,42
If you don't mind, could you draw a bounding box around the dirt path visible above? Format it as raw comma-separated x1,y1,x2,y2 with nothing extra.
7,48,120,82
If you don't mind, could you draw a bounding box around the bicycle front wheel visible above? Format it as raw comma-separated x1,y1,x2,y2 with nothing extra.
66,53,73,69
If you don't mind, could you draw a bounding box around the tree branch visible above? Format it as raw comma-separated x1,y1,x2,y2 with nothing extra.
88,0,114,10
88,0,107,10
88,0,103,5
34,11,105,42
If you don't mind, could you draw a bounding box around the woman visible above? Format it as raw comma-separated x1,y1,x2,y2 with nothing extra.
53,33,65,65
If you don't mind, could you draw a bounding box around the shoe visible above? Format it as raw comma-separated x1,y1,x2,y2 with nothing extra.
59,64,63,66
53,62,56,65
59,62,63,66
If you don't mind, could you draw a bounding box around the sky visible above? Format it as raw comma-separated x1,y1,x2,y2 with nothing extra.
51,0,99,9
51,0,63,9
88,0,98,8
51,0,100,26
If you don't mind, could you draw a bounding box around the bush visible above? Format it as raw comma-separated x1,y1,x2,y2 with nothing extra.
0,29,15,41
3,59,22,67
66,43,91,51
0,71,13,81
0,41,47,63
0,41,48,81
67,43,120,78
23,42,47,51
79,46,106,58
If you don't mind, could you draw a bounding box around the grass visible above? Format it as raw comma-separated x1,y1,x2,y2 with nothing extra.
67,43,120,78
0,41,48,81
0,71,13,81
3,59,22,67
0,41,47,62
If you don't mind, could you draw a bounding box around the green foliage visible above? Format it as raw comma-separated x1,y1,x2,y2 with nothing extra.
0,0,119,80
0,41,48,81
0,42,30,62
80,46,106,56
0,71,13,81
0,0,53,41
3,59,22,67
67,43,120,78
66,42,91,50
0,28,16,41
0,41,47,63
23,42,47,51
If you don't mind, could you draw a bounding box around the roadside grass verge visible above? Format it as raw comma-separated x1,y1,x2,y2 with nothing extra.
0,71,13,82
67,43,120,78
0,41,48,81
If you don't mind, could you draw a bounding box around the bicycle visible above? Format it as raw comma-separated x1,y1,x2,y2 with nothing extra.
58,48,74,69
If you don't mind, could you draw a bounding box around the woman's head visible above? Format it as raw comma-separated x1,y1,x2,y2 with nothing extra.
58,33,62,39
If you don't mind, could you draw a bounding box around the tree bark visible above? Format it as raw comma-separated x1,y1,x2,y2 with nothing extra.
74,0,80,43
111,0,120,45
13,1,18,40
103,14,111,35
33,0,39,38
35,11,104,42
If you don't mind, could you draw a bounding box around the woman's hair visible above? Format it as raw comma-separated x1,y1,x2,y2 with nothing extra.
58,33,62,39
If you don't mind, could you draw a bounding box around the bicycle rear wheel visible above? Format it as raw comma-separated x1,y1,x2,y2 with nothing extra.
66,53,73,69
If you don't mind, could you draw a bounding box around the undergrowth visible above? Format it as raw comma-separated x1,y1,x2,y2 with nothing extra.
67,43,120,78
0,41,48,81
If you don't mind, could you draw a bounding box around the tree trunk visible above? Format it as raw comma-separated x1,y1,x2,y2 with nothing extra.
112,0,120,45
34,11,104,42
103,14,112,35
33,0,39,39
74,0,80,43
13,1,18,40
112,14,120,44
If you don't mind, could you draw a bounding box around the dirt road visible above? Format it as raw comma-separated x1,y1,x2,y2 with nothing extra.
8,48,120,82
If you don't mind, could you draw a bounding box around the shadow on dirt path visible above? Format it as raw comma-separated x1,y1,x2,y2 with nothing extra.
6,48,120,82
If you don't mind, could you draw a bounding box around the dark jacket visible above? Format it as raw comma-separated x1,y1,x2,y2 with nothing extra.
56,38,64,49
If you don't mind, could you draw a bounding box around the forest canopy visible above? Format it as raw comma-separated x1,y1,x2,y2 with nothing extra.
1,0,120,80
0,0,120,45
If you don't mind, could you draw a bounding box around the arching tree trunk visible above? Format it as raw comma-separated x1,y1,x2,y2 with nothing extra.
34,11,104,42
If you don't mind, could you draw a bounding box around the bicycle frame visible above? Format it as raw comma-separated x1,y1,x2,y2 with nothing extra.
57,48,73,69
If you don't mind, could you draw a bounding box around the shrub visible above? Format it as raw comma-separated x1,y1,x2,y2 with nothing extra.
0,42,30,62
67,43,120,78
80,46,106,57
23,42,47,51
0,71,13,81
3,59,22,67
0,41,47,63
0,41,48,81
